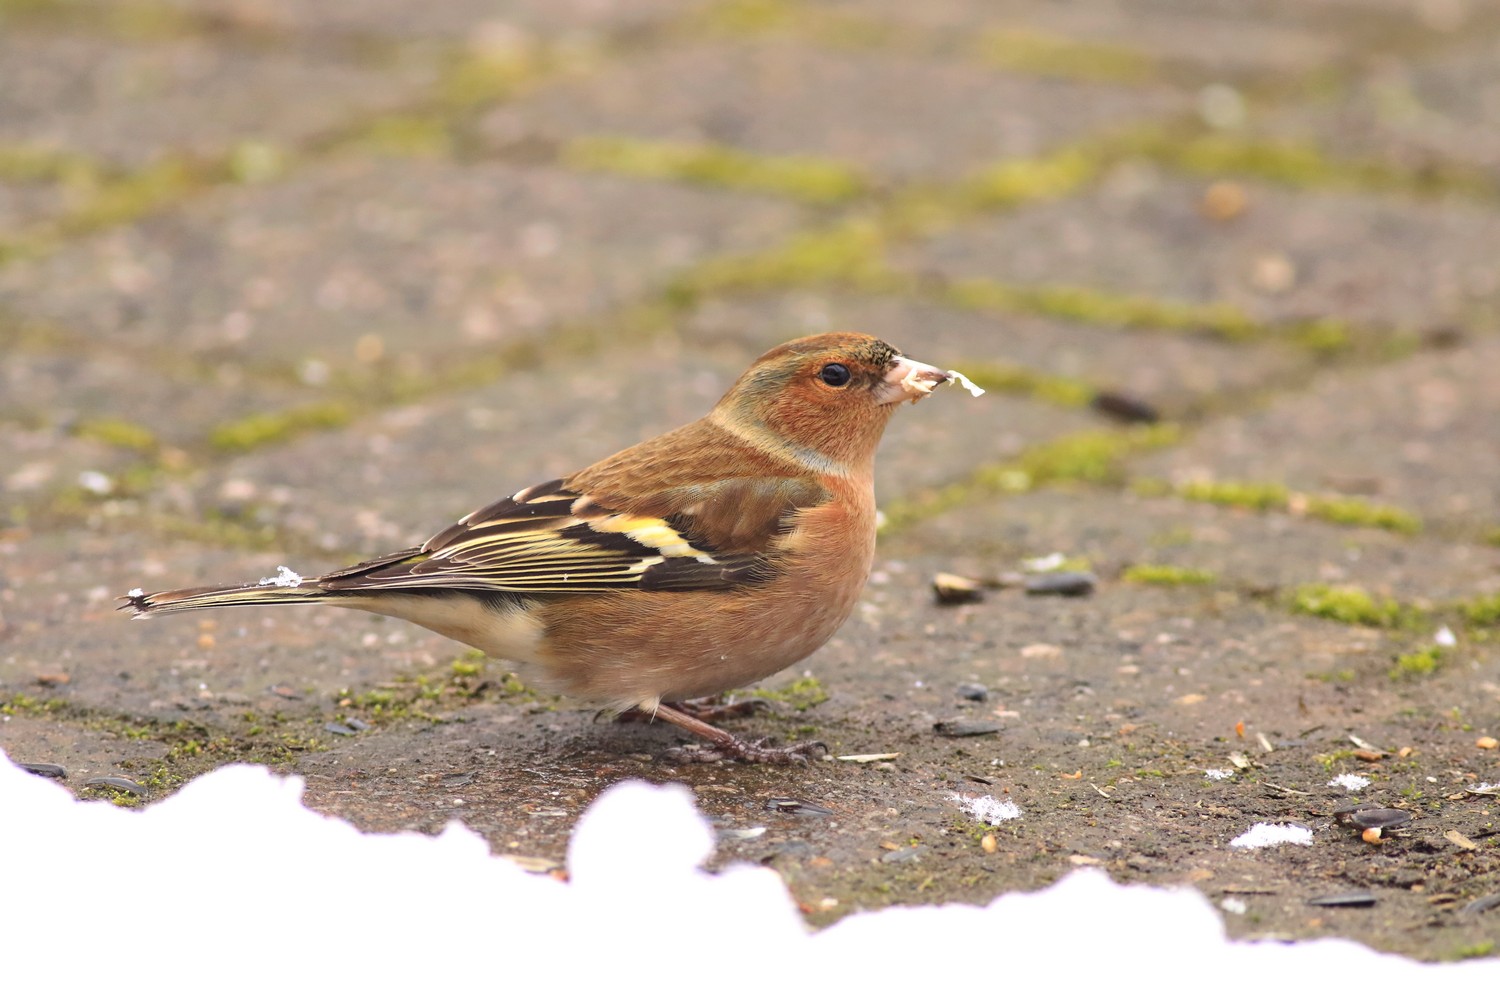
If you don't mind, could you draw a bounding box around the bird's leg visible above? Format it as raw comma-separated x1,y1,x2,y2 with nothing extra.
649,702,826,765
612,695,772,725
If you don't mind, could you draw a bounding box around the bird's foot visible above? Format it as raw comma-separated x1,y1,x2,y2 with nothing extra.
665,736,828,766
647,701,826,765
612,695,772,726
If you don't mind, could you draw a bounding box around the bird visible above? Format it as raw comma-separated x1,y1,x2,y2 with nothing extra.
122,333,981,763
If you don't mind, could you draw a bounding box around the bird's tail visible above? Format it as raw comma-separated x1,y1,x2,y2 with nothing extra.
121,569,334,620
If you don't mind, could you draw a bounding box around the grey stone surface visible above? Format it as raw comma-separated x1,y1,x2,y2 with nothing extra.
0,180,67,232
1132,337,1500,533
0,29,436,168
489,39,1187,181
0,160,805,368
140,337,1078,556
892,488,1500,603
808,0,1355,75
678,292,1309,412
1,346,320,450
1263,35,1500,171
3,0,1499,963
893,170,1500,332
161,0,703,39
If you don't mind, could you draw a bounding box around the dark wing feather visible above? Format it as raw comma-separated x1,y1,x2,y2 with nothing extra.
316,473,819,595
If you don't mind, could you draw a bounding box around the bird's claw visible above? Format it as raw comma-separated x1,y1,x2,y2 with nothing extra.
664,736,827,765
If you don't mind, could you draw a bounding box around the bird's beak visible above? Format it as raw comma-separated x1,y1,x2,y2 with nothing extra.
877,355,952,405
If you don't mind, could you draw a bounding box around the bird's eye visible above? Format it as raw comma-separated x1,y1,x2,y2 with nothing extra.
819,363,851,387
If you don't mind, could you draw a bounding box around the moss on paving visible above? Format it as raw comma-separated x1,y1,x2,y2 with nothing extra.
1290,583,1415,629
565,135,870,204
880,424,1180,534
1122,564,1218,586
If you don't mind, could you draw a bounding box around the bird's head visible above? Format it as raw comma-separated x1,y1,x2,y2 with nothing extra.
714,332,962,474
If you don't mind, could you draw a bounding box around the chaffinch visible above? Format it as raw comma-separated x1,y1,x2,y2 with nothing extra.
124,333,981,762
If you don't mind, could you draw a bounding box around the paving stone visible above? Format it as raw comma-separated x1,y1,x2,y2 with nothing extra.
162,0,700,39
679,292,1309,414
0,29,436,168
1131,337,1500,534
2,346,320,451
808,0,1353,76
0,716,172,791
889,488,1500,604
487,39,1187,182
139,337,1082,556
0,180,68,232
1262,35,1500,172
1,424,138,512
893,170,1500,332
813,0,1489,46
0,529,469,730
0,159,805,370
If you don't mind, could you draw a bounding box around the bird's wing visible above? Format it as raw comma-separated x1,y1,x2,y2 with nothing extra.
317,475,827,595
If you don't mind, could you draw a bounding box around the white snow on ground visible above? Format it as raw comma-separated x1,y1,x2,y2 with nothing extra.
1328,773,1371,792
1231,822,1315,849
949,792,1021,824
3,752,1495,994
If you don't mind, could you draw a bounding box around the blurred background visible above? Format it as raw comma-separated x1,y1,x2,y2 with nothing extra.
4,1,1500,957
4,0,1498,544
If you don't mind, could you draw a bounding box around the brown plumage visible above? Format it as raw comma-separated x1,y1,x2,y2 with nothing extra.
122,333,976,762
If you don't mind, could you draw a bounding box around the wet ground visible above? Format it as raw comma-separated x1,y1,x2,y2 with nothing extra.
3,0,1499,962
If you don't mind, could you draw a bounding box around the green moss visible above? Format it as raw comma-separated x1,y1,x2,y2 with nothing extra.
940,280,1261,340
0,143,96,183
974,28,1157,84
1010,424,1180,488
565,136,869,204
745,675,829,711
881,425,1178,533
0,693,66,715
1174,480,1423,534
949,361,1094,408
450,650,485,678
1449,941,1496,961
1177,479,1289,511
1461,593,1500,627
1290,583,1411,628
348,115,453,157
438,50,554,109
1143,133,1499,201
673,219,894,298
207,401,353,453
1122,564,1218,586
1483,526,1500,547
1390,645,1444,680
228,139,290,184
1302,494,1421,534
955,148,1104,210
74,417,158,453
694,0,896,48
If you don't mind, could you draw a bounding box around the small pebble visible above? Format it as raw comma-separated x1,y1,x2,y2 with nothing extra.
1476,736,1498,750
325,722,359,736
933,719,1002,738
1091,391,1159,424
1462,893,1500,916
83,776,146,795
1307,891,1377,908
765,799,833,817
956,683,989,702
932,572,984,605
1024,572,1097,597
